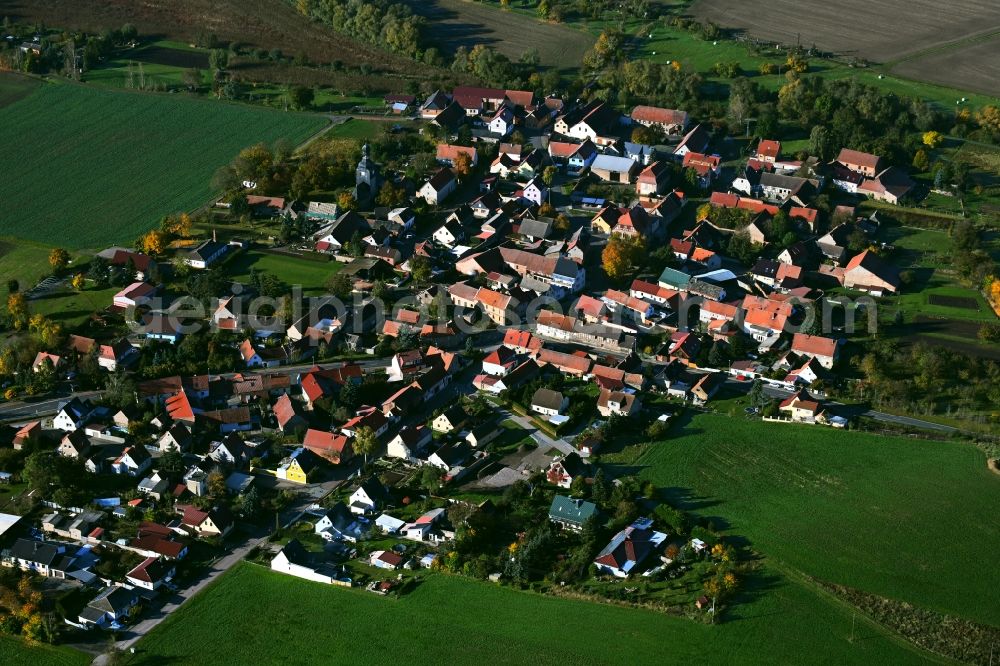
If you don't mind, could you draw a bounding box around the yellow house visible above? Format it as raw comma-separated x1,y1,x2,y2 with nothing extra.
277,448,318,484
778,391,823,423
590,206,620,234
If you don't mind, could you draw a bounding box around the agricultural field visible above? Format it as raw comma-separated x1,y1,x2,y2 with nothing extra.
0,636,90,666
891,35,1000,97
0,74,326,249
2,0,416,75
633,21,1000,111
689,0,1000,64
605,412,1000,626
0,71,40,107
128,562,930,665
689,0,1000,96
399,0,593,68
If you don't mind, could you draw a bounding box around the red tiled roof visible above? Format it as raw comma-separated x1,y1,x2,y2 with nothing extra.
436,143,477,162
792,333,837,358
165,391,196,422
837,148,881,169
303,429,350,462
630,105,687,126
756,140,781,159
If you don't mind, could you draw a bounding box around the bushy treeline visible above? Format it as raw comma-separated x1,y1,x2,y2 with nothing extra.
293,0,426,60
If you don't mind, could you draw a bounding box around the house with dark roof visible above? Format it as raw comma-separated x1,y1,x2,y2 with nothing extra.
78,586,139,628
549,495,598,531
418,168,457,205
531,388,569,417
349,479,390,516
9,538,75,578
183,239,229,269
315,502,368,542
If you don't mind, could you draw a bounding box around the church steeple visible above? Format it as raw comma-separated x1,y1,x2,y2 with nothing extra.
354,142,382,208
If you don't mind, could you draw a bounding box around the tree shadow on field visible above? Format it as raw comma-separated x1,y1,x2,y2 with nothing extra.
716,566,785,623
660,486,722,513
132,654,186,666
600,463,648,478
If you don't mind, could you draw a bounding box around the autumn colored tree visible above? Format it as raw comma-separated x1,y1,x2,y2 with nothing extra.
70,273,85,291
6,292,28,330
601,235,644,282
48,248,69,273
452,151,473,180
922,131,944,148
139,230,167,255
912,149,930,172
353,425,376,464
337,191,356,211
696,203,713,221
541,165,558,187
206,470,226,497
376,182,406,207
785,53,808,73
976,105,1000,133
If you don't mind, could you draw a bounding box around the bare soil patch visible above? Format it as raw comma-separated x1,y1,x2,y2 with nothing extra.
3,0,430,75
133,45,210,69
399,0,593,68
904,315,1000,360
891,36,1000,96
0,72,41,109
689,0,1000,63
927,294,980,310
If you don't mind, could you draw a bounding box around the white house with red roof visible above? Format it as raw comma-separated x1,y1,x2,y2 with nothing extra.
126,557,175,591
791,333,839,369
303,429,353,464
435,143,478,167
113,281,157,310
629,105,689,134
482,346,518,376
755,139,781,163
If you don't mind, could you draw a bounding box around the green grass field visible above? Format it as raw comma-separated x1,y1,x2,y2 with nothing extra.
0,74,327,250
607,413,1000,627
224,249,342,293
0,636,90,666
326,118,385,141
127,562,931,665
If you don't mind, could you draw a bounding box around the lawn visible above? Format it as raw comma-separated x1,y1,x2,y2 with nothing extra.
608,412,1000,626
129,562,930,665
0,239,59,293
224,249,342,293
326,118,385,141
0,637,90,666
0,74,327,250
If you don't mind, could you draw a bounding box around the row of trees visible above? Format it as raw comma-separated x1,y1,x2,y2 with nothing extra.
294,0,426,59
